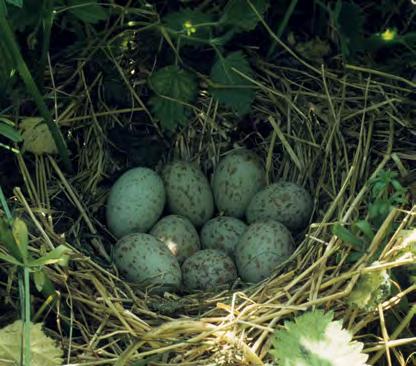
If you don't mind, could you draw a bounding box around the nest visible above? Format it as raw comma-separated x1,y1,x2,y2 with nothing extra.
1,32,416,365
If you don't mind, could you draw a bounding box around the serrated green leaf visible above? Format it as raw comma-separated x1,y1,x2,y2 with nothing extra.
20,117,58,155
68,0,108,24
348,264,391,311
5,0,22,7
148,65,197,131
270,310,369,366
163,8,214,46
149,97,187,131
332,223,364,250
149,66,196,99
0,320,63,366
209,51,255,114
397,229,416,251
209,29,236,47
221,0,268,32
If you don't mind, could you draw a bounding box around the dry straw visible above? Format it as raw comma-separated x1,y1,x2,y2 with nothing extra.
1,20,416,366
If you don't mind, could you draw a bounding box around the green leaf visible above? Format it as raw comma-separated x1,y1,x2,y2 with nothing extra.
337,2,364,40
221,0,269,32
353,220,375,242
391,191,407,205
29,245,72,267
368,200,391,224
348,263,391,311
209,29,236,47
0,251,23,266
0,216,22,261
0,121,22,143
5,0,22,7
332,223,364,250
33,270,46,292
148,65,198,131
0,320,64,366
209,51,255,114
20,117,58,155
346,251,364,264
370,169,399,198
68,0,108,24
0,37,15,94
12,217,29,261
269,310,369,366
390,178,405,192
336,2,366,58
8,0,44,32
371,180,387,198
163,8,214,46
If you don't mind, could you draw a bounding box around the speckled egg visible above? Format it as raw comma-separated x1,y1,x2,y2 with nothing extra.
113,233,181,292
212,149,265,218
106,167,165,238
150,215,200,264
246,181,313,231
182,249,237,291
235,220,295,283
200,216,247,258
162,161,214,226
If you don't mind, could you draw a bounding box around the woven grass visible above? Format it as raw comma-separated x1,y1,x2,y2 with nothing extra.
1,20,416,366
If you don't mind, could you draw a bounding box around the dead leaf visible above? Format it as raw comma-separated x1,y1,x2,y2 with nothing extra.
20,117,58,155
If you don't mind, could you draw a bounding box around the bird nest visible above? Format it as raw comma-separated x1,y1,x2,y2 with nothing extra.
2,50,416,366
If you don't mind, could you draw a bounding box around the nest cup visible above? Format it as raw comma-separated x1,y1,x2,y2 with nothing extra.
6,58,416,365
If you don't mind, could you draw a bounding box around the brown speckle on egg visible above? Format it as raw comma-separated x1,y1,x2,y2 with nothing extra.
235,220,295,283
113,233,182,294
246,181,313,231
161,161,214,227
181,249,237,291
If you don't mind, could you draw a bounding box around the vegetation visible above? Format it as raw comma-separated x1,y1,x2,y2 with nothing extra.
0,0,415,365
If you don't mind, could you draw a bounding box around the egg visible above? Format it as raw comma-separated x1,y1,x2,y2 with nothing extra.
235,220,295,283
150,215,200,264
212,149,265,218
200,216,247,258
106,167,165,238
246,181,313,231
113,233,181,292
162,161,214,226
182,249,237,291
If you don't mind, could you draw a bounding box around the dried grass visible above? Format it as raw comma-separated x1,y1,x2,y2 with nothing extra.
1,22,416,366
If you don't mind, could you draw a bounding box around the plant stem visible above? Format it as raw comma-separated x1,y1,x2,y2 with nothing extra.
18,273,25,366
23,266,31,366
38,0,54,91
267,0,299,57
0,10,72,172
0,186,13,222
